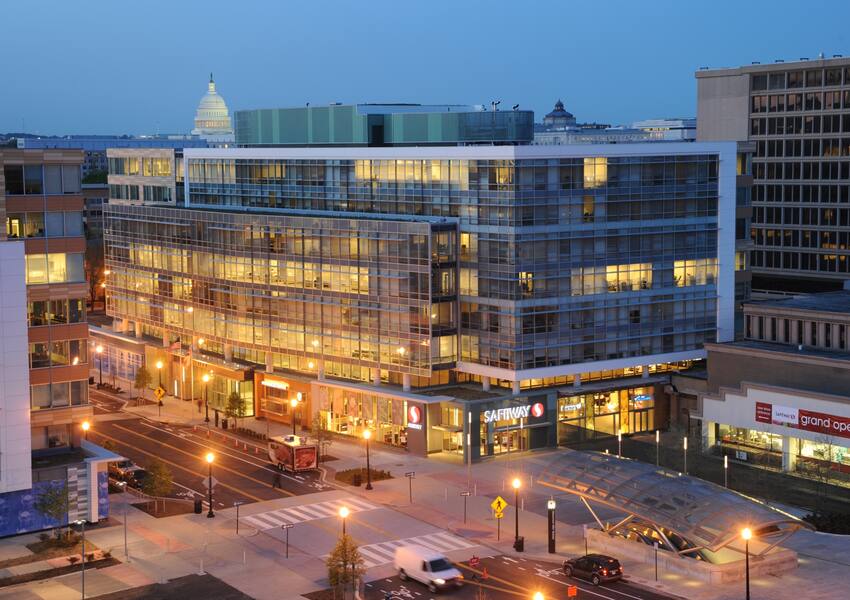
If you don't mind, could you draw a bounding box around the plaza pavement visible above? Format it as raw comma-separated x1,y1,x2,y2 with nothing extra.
11,390,850,599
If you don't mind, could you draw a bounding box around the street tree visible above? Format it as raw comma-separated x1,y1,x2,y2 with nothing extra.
34,482,69,540
312,414,333,463
84,227,104,308
142,457,173,513
326,533,365,600
225,391,244,429
134,366,152,405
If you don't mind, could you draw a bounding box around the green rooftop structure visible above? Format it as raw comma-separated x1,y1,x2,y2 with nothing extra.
234,103,534,146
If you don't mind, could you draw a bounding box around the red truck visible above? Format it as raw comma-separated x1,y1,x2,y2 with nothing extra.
268,435,318,473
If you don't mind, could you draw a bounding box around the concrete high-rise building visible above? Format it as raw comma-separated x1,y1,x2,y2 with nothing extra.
102,104,739,463
697,56,850,292
0,149,113,535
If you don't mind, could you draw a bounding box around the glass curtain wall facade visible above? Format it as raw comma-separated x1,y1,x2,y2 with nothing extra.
103,205,441,388
176,148,728,381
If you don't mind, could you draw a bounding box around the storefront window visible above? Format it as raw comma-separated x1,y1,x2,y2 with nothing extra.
319,387,408,447
558,387,654,444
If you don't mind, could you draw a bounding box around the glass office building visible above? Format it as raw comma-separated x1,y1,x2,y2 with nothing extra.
104,142,737,461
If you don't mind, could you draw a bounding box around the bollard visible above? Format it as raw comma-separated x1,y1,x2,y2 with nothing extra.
254,446,259,455
198,558,205,576
244,443,248,451
243,550,247,567
474,483,477,496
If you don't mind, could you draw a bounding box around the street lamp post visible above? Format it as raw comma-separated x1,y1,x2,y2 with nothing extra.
81,420,90,442
655,430,660,466
155,360,163,389
281,523,293,558
75,519,86,599
683,436,688,475
290,398,298,435
339,506,349,536
205,452,215,518
202,374,210,423
617,431,622,458
235,501,244,535
117,481,129,561
363,429,373,490
512,478,522,551
742,527,752,600
547,498,557,553
95,345,104,386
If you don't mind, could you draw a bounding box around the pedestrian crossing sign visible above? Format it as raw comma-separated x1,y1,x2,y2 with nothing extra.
490,495,507,513
154,386,166,400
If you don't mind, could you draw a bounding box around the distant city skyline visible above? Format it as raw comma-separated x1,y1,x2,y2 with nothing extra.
1,0,848,135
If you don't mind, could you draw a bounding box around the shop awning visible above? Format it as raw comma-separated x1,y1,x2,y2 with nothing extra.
538,450,813,557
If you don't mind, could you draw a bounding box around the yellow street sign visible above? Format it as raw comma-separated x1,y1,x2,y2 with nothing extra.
494,511,504,519
491,495,507,513
154,386,166,400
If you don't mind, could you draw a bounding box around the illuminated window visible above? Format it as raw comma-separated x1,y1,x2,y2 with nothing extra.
674,258,718,286
25,253,85,284
519,271,534,296
735,252,747,271
571,263,652,295
583,157,608,188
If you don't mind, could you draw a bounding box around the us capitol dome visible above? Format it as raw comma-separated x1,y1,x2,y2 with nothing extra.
191,73,234,143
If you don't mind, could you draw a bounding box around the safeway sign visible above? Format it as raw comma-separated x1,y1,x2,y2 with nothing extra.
483,402,545,424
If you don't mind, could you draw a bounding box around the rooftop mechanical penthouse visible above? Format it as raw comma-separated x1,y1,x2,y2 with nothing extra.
103,140,737,461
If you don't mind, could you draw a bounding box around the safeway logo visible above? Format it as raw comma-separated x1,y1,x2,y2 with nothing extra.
484,402,546,424
408,405,422,425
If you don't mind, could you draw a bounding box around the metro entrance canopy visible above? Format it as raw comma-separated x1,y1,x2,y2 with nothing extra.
538,450,812,559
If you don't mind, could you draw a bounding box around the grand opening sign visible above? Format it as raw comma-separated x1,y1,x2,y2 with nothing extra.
756,401,850,440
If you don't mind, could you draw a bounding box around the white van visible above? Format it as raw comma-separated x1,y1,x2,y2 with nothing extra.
394,545,463,592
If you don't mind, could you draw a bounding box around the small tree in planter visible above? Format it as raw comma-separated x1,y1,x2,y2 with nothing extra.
34,482,69,541
225,391,244,429
134,366,152,406
312,414,333,463
326,533,365,600
142,457,173,513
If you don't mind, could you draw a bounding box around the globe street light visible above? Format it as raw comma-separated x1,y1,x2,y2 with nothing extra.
533,593,544,600
95,345,104,386
363,429,373,490
205,452,215,518
742,527,752,600
512,478,522,549
81,420,90,441
290,398,299,435
202,374,210,423
339,506,349,535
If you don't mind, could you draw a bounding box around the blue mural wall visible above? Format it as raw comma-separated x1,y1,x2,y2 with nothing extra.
98,471,109,520
0,479,70,538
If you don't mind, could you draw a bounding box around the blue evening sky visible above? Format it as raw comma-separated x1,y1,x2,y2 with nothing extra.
2,0,848,135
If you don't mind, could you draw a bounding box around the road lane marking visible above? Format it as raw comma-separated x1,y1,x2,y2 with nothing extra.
91,429,266,503
110,422,295,497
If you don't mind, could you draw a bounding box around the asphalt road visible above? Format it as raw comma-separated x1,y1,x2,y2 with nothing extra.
87,389,329,508
364,555,675,600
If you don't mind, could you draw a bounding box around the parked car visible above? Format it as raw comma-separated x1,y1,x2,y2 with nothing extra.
109,459,142,481
394,545,463,593
563,554,623,585
127,469,148,490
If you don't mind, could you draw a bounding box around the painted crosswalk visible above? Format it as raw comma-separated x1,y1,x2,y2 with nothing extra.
353,533,477,569
242,497,378,530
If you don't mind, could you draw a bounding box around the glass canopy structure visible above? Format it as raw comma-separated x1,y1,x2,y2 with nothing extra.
538,451,812,561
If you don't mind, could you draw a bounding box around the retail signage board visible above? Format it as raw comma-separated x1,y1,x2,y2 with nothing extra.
755,401,850,440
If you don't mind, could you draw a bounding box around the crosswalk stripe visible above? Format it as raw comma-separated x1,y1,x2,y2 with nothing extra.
351,532,476,568
428,533,473,550
358,546,393,566
244,497,380,530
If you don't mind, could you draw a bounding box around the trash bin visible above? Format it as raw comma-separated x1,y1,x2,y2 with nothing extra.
222,420,228,430
88,376,95,385
352,473,362,487
513,536,525,552
194,498,203,514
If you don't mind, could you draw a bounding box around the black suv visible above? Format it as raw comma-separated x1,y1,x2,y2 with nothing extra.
563,554,622,585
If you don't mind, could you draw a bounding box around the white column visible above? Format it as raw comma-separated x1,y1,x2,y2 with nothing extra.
265,351,273,373
223,344,233,362
134,321,142,339
642,366,650,379
163,330,169,347
373,368,381,386
402,374,411,392
511,380,521,395
702,420,715,449
782,435,798,472
482,377,491,392
318,359,325,381
573,374,581,388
